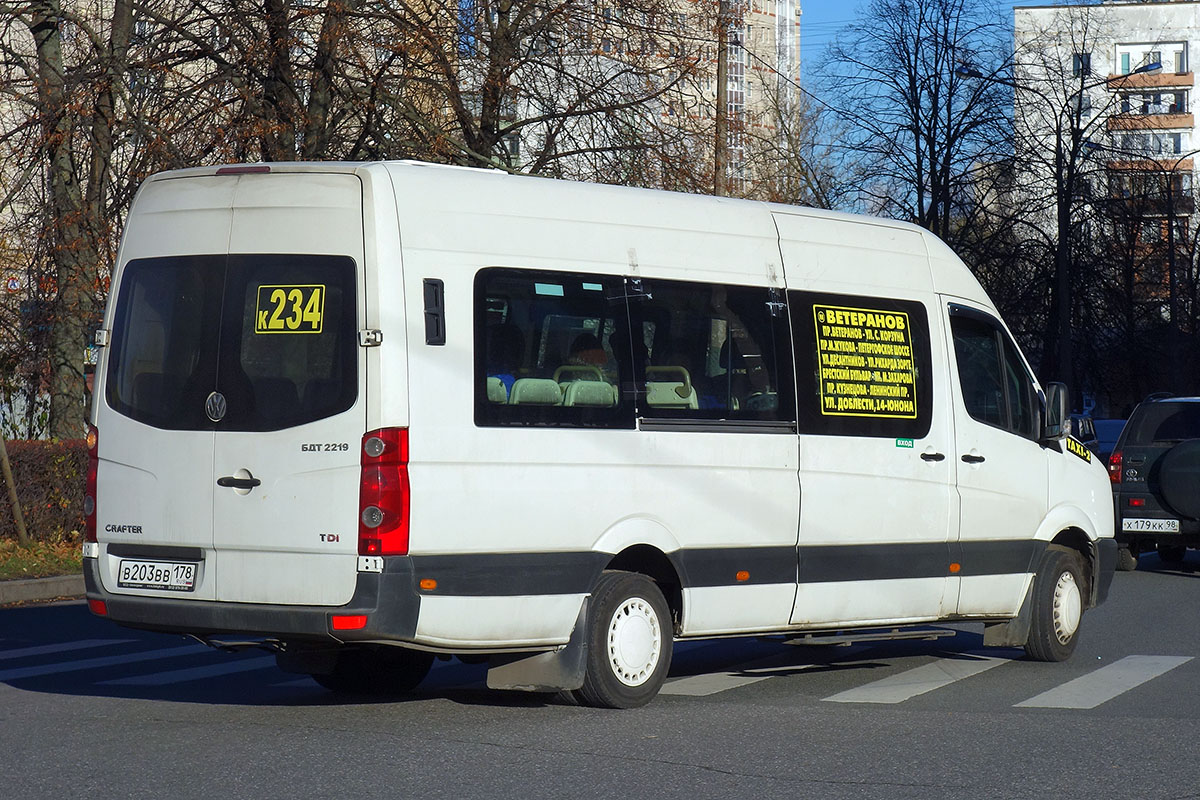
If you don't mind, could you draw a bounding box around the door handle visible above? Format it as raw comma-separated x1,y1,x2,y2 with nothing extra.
960,454,986,464
920,452,946,462
217,476,262,489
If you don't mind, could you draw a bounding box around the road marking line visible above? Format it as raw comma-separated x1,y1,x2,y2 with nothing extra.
662,663,813,696
661,673,773,696
0,639,135,661
0,645,203,682
822,654,1009,704
1015,655,1194,709
99,656,277,686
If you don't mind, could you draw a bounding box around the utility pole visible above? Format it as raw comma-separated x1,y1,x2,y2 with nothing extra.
714,0,728,197
1166,166,1181,393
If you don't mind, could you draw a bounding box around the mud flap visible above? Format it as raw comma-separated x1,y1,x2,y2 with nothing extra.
486,599,589,693
982,580,1034,648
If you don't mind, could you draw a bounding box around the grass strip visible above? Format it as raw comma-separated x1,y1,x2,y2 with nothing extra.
0,537,82,581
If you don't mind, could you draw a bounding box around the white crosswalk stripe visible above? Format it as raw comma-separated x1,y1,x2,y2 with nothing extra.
99,655,278,686
821,653,1009,704
0,639,135,662
662,663,813,696
0,645,203,682
2,636,1194,708
1015,655,1194,709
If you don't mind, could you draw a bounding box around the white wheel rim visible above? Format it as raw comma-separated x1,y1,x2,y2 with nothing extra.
606,596,662,687
1052,570,1082,645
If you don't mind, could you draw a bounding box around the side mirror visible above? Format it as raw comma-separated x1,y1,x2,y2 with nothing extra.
1042,382,1068,441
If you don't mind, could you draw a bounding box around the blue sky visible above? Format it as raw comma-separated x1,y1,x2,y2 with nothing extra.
800,0,1058,66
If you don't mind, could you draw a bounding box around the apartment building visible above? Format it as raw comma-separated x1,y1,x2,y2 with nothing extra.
1014,1,1200,307
719,0,803,193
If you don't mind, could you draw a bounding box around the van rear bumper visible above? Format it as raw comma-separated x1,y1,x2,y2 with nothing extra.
83,556,421,643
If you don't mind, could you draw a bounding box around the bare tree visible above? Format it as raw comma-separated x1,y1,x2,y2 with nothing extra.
128,0,710,180
0,0,133,438
0,0,733,437
819,0,1012,248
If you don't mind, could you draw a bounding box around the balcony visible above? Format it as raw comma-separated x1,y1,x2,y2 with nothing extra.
1108,112,1194,130
1105,194,1195,216
1108,71,1195,90
1107,158,1193,172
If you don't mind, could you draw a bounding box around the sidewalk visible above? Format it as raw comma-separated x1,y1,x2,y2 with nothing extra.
0,574,85,605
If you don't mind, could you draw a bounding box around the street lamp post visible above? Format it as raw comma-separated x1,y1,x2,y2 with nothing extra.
957,61,1162,403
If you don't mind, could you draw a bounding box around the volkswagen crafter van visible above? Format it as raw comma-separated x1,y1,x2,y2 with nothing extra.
84,161,1116,708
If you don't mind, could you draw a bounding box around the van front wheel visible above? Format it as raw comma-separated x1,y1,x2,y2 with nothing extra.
1024,546,1085,662
574,571,672,709
312,645,434,695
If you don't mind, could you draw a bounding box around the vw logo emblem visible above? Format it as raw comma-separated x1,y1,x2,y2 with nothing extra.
205,391,227,423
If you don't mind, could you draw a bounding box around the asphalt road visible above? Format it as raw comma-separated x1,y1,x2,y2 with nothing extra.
2,555,1199,800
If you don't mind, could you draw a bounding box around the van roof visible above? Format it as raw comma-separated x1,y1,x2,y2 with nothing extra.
143,160,990,302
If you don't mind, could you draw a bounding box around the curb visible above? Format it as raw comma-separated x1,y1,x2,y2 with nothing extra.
0,574,85,605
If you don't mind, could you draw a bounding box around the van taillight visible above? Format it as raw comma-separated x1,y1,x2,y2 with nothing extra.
358,428,409,556
85,424,98,543
1108,450,1122,484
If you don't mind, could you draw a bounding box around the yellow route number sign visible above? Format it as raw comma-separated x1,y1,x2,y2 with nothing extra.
255,284,325,334
813,304,918,419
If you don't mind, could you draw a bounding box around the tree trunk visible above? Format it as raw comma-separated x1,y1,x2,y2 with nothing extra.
28,0,96,439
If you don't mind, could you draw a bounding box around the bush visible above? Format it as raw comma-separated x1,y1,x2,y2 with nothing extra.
0,439,86,544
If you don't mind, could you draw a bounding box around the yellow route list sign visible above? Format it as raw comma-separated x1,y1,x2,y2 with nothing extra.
813,304,918,418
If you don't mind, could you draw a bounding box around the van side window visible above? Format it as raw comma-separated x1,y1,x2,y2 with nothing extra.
950,311,1039,439
474,268,635,429
630,280,795,423
790,290,933,439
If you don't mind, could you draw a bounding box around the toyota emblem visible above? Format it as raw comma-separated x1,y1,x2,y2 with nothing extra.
205,391,227,423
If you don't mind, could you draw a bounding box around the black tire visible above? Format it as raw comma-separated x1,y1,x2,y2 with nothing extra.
1025,545,1086,662
312,645,434,695
1116,544,1139,572
573,571,673,709
1157,543,1188,564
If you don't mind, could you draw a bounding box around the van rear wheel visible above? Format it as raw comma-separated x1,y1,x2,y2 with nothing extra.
312,645,434,695
1024,545,1084,662
573,571,672,709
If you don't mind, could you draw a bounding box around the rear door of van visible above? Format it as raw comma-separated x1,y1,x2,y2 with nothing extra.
99,170,366,607
210,174,364,605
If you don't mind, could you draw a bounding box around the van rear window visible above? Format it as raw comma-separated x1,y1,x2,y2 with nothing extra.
106,254,357,431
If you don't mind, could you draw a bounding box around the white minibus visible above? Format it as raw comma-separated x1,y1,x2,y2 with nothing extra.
83,161,1116,708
